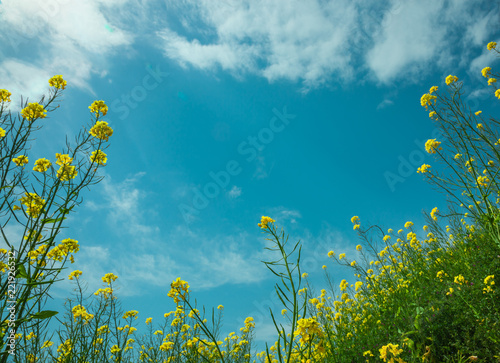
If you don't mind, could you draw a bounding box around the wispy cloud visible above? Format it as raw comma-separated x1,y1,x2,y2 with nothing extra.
227,185,242,198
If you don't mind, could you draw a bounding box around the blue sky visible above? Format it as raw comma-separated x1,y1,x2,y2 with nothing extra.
1,0,500,352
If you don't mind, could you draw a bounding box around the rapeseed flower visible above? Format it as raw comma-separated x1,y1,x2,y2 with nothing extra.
425,139,442,154
33,158,51,172
445,75,458,85
12,155,29,166
90,150,107,165
89,121,113,141
48,75,67,90
57,164,77,181
420,93,437,109
89,100,108,117
0,127,5,138
0,89,11,103
488,78,497,85
475,111,482,115
102,273,118,284
21,102,47,121
487,42,497,50
258,216,275,229
482,67,491,78
417,164,431,173
68,270,82,280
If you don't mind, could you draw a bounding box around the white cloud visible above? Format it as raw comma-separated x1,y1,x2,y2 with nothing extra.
156,0,498,87
156,0,358,89
0,0,133,99
227,185,242,198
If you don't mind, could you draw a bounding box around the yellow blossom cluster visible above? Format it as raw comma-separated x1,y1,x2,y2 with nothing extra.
12,155,29,167
0,89,12,103
33,158,52,173
72,305,94,323
89,100,108,117
89,121,114,141
19,192,45,218
102,273,118,284
48,75,67,90
258,216,275,229
168,277,190,304
21,102,47,121
425,139,442,154
90,149,107,165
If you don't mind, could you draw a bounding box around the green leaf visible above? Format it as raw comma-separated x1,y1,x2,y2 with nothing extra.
16,263,28,279
30,310,58,320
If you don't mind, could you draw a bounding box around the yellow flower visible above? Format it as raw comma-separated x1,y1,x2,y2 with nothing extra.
429,111,437,119
33,158,51,173
145,317,152,325
0,89,12,103
356,244,362,251
48,75,67,90
0,127,5,138
383,235,391,242
353,224,360,230
21,102,47,121
350,260,356,267
404,221,413,229
57,164,78,181
431,207,439,221
55,153,73,165
123,310,139,319
41,341,53,349
425,139,442,154
89,100,108,117
420,93,437,109
487,42,497,50
217,305,224,310
417,164,431,173
89,121,113,141
496,89,500,99
90,150,107,165
429,86,438,94
68,270,82,280
454,153,462,159
302,272,308,278
445,75,458,85
477,123,483,130
102,273,118,284
482,67,491,78
281,309,287,316
258,216,275,229
477,175,490,187
12,155,29,166
475,111,482,115
327,250,335,257
339,253,346,260
488,78,497,85
351,216,360,224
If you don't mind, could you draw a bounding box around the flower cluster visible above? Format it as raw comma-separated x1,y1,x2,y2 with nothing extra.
0,89,11,103
12,155,29,167
46,239,79,262
102,273,118,285
258,216,275,229
89,100,108,117
55,153,77,181
445,75,459,85
90,149,107,165
351,215,360,230
19,192,45,218
168,277,190,304
48,75,67,90
420,93,437,110
33,158,52,173
68,270,82,280
72,305,94,323
417,164,431,173
89,121,113,141
425,139,442,154
21,102,47,121
294,317,323,344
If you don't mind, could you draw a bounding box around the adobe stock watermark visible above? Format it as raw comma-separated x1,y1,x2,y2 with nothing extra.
6,250,17,357
109,64,169,120
178,107,296,224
